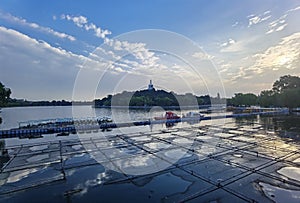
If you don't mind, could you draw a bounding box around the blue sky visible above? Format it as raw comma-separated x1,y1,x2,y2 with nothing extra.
0,0,299,100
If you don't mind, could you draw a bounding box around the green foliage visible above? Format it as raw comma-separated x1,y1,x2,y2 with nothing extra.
259,75,300,108
230,93,258,107
258,90,276,107
94,75,300,109
7,99,72,107
0,82,11,107
272,75,300,93
277,88,300,108
94,90,212,107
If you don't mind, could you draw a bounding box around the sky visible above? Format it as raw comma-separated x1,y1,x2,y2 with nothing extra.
0,0,299,101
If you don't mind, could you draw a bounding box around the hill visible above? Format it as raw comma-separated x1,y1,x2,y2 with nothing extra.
93,89,222,108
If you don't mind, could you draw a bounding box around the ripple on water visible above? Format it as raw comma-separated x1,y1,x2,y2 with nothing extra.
293,158,300,163
6,168,38,183
144,142,171,150
277,167,300,181
26,154,49,163
259,182,300,203
72,145,83,150
164,149,191,160
29,145,48,151
143,172,191,198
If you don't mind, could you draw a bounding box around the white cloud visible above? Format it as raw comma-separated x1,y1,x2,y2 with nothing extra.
0,26,94,99
81,36,209,95
276,23,288,32
266,14,288,34
248,11,272,27
265,29,274,34
220,38,235,47
0,11,76,41
63,15,88,27
265,4,300,35
286,6,300,13
215,32,300,95
223,32,300,84
232,21,239,27
248,16,261,26
261,15,271,21
219,38,254,53
251,32,300,71
61,14,111,40
192,51,214,60
103,39,160,70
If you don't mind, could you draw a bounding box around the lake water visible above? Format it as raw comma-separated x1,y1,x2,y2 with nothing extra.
0,106,300,202
1,106,299,138
0,105,228,146
0,105,201,130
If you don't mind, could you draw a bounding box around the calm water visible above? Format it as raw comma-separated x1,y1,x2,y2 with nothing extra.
0,105,299,153
0,106,299,141
0,105,192,130
0,106,221,146
0,106,300,203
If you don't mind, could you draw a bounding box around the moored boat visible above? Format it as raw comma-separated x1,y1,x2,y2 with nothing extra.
97,116,113,124
183,111,204,118
154,111,180,120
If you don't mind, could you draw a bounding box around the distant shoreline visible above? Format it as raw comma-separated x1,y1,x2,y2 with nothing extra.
93,105,221,110
3,101,93,108
1,104,225,110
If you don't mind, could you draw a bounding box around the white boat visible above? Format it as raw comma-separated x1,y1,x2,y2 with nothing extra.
97,116,113,123
184,112,204,118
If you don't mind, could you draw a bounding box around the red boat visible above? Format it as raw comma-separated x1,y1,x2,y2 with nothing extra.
154,111,180,120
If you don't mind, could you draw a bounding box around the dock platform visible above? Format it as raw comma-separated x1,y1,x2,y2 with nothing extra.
0,118,299,202
0,109,288,139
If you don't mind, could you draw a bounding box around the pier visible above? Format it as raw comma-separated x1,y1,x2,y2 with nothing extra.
0,109,288,139
0,114,299,202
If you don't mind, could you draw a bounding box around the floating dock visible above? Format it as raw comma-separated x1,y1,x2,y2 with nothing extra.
0,118,299,202
0,109,289,139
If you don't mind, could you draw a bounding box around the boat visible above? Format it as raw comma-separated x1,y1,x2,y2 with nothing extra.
97,116,113,124
183,112,204,118
154,111,180,120
57,132,70,136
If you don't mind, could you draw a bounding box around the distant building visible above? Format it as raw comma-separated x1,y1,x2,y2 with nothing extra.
148,80,154,91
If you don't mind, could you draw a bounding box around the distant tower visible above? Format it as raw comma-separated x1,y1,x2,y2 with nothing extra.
148,80,154,91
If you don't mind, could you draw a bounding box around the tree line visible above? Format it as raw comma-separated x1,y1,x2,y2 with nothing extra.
227,75,300,108
94,89,225,107
0,82,11,107
6,99,72,107
0,83,72,107
1,75,299,109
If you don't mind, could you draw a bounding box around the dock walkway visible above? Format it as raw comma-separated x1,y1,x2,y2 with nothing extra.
0,109,288,139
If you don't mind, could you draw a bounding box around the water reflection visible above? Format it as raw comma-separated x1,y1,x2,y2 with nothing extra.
259,182,300,203
0,106,300,202
260,115,300,142
0,140,8,169
233,115,300,144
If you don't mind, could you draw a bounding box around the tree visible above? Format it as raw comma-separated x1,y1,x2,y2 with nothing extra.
258,75,300,108
272,75,300,94
258,90,276,107
277,88,300,108
0,82,11,107
230,93,258,106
